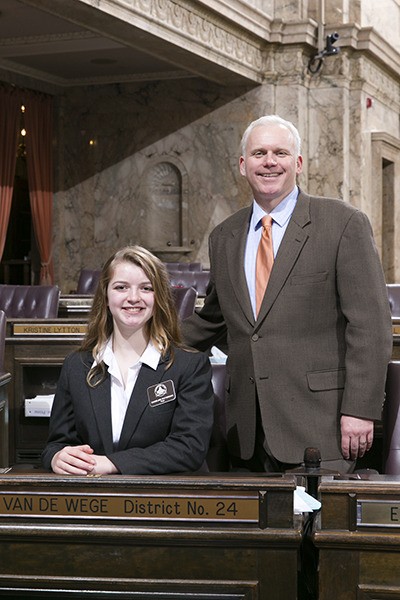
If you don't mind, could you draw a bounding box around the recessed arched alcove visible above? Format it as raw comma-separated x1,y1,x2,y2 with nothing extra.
141,158,191,261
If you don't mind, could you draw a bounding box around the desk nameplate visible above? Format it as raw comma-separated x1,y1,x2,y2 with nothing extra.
12,324,87,336
357,499,400,528
0,491,261,524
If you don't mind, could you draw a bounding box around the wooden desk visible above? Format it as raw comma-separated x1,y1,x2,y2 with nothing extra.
4,319,86,466
314,474,400,599
0,472,301,599
58,294,93,319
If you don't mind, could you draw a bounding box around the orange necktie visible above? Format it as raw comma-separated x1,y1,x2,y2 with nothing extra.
255,215,274,315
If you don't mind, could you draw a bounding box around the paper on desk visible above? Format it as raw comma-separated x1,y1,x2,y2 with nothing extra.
209,346,227,363
294,486,321,514
24,394,55,417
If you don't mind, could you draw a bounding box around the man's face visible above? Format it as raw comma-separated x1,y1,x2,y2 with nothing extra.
239,123,303,210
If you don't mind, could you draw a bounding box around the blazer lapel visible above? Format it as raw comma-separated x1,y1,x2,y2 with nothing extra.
89,374,114,455
117,358,167,450
226,207,254,325
255,191,311,326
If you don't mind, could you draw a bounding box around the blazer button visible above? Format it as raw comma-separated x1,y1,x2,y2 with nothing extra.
251,334,259,341
249,377,255,384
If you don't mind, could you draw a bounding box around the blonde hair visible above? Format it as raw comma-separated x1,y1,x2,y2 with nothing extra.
80,245,183,386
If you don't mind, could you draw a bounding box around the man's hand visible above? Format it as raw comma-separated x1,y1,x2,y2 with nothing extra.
340,415,374,460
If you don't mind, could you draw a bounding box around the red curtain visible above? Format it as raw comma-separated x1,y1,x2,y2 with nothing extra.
0,86,21,261
24,92,54,284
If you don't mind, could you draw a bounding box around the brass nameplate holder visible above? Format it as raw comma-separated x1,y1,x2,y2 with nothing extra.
13,324,87,336
0,491,260,524
357,499,400,527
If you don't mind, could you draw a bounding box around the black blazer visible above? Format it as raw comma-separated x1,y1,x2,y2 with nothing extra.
41,347,214,475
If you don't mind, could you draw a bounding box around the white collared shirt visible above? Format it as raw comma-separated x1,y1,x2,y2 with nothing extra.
244,186,299,318
101,338,161,444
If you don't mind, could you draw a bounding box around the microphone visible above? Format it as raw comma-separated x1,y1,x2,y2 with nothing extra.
304,447,321,470
303,447,321,498
286,447,340,499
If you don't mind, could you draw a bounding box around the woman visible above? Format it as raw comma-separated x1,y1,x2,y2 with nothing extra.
42,246,214,475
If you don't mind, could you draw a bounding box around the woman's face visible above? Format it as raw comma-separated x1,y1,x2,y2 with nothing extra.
107,261,155,334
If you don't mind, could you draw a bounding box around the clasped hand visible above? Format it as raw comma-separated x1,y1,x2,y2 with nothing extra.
51,445,118,475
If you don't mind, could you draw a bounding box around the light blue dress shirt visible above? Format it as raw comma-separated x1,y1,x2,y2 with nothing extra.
244,186,299,318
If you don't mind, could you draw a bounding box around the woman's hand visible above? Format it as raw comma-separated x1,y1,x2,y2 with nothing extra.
90,454,119,475
51,445,118,475
51,444,95,475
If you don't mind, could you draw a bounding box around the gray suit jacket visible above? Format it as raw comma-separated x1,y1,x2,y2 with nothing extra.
182,190,393,463
41,347,214,474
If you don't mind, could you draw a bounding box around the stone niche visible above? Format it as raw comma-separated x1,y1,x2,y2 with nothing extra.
142,158,191,262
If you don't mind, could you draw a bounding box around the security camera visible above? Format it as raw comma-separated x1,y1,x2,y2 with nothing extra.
325,32,340,56
308,31,340,74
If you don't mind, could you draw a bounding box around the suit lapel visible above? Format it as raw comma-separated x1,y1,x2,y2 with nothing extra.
255,191,311,326
226,207,254,325
117,358,167,450
89,373,114,455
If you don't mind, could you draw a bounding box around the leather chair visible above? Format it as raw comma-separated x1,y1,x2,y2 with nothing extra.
168,271,196,289
382,361,400,474
387,284,400,318
165,262,203,272
193,271,210,297
171,286,197,320
0,285,60,318
188,262,202,271
206,362,229,471
165,262,190,272
77,269,101,295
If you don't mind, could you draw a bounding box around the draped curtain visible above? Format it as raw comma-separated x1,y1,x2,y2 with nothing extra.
24,92,54,284
0,86,21,261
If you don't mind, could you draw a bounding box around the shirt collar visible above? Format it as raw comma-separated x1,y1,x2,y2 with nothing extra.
100,338,161,371
251,185,299,230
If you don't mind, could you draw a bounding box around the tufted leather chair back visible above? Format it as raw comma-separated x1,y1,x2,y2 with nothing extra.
387,284,400,319
171,286,197,320
168,271,196,289
77,269,101,295
0,285,60,319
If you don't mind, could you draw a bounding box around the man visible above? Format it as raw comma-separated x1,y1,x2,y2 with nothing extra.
182,115,393,473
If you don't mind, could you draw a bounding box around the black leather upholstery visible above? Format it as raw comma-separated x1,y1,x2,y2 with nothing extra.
387,284,400,318
169,271,196,289
171,286,197,320
206,362,229,471
77,269,101,295
383,361,400,474
169,271,210,297
165,262,203,272
0,285,60,319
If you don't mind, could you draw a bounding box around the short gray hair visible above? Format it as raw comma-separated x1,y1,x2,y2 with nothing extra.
240,115,301,157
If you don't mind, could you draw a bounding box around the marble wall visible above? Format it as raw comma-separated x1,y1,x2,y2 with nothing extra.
51,1,400,291
55,78,260,291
